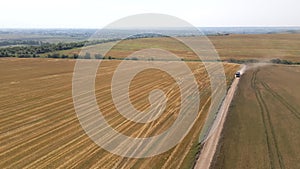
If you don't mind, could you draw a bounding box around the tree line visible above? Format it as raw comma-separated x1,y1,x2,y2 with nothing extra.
0,39,119,58
0,40,44,47
0,33,171,58
46,52,142,61
270,58,300,65
226,58,300,65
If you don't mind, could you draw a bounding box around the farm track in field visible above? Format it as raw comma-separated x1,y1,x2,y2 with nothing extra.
251,69,285,169
260,82,300,120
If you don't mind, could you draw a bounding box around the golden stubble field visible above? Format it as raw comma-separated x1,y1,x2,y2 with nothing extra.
0,58,239,168
211,64,300,169
42,34,300,62
209,34,300,61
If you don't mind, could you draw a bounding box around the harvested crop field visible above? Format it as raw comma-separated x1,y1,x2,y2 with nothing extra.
0,58,239,168
42,34,300,62
211,64,300,169
209,34,300,62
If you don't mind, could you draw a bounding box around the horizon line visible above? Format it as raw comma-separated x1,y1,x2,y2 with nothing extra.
1,26,300,30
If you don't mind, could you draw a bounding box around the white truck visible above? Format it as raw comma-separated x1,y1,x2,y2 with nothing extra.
235,72,241,78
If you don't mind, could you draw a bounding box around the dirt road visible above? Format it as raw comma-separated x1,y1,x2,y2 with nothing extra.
194,65,245,169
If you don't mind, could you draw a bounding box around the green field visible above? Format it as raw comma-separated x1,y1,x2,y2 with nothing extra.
211,64,300,169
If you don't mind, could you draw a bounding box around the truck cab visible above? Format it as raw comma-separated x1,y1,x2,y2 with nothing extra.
235,72,241,78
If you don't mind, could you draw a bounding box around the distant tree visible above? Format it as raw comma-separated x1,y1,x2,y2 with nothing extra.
270,58,281,64
95,53,103,59
53,53,60,58
270,58,292,65
281,59,292,64
84,52,91,59
73,54,79,59
61,54,68,59
0,52,5,57
48,53,60,58
18,54,31,58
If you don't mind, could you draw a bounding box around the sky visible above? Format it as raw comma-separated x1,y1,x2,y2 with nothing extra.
0,0,299,28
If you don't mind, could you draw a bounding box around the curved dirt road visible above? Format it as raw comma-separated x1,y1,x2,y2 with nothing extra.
194,65,245,169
